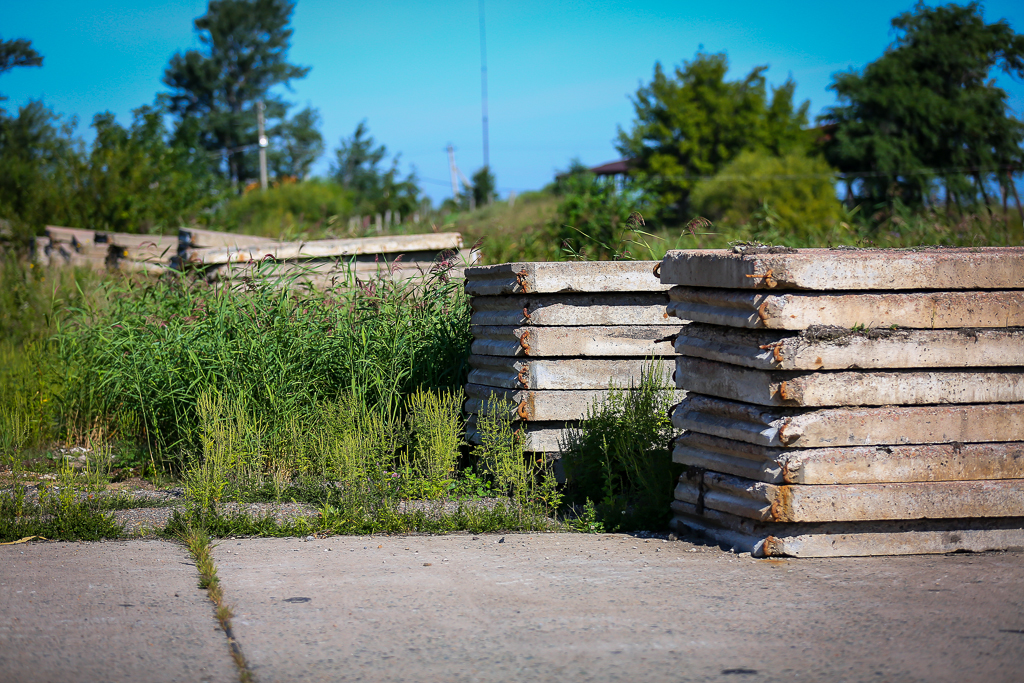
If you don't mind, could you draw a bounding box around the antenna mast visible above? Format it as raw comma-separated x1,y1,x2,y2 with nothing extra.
479,0,489,172
447,144,460,199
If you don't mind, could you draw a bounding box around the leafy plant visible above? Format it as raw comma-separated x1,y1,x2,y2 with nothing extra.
560,362,679,531
407,388,464,484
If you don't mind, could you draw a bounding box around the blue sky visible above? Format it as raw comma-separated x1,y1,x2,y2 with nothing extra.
4,0,1024,203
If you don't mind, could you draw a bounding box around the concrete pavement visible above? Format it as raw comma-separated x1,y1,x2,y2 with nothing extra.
217,534,1023,683
2,534,1023,683
0,539,235,683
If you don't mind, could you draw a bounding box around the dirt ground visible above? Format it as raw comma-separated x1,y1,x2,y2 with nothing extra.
2,534,1023,683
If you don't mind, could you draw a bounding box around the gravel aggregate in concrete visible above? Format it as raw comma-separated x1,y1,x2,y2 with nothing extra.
215,534,1024,683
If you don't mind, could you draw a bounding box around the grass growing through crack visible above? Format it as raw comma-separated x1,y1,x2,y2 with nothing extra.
179,524,252,682
1,253,683,539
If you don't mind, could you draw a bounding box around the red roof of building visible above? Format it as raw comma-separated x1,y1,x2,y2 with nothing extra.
588,159,632,175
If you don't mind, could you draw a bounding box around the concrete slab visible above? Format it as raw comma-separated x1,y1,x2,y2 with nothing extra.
676,356,1024,406
179,227,276,248
660,247,1024,290
670,394,1024,447
470,292,672,326
667,286,1024,329
469,356,673,390
215,535,1024,682
470,325,681,357
464,261,668,296
466,384,685,421
46,224,96,247
205,257,459,282
675,469,1024,522
184,233,463,265
675,323,1024,369
672,431,1024,484
0,540,234,683
670,502,1024,557
465,415,572,452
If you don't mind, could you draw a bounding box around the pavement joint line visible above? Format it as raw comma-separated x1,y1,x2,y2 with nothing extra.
180,524,254,683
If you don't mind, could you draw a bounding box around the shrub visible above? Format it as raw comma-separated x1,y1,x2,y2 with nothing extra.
547,171,642,260
208,179,354,238
690,149,841,241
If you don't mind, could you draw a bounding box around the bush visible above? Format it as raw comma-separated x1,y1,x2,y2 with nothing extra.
547,171,643,260
209,179,354,238
690,149,841,241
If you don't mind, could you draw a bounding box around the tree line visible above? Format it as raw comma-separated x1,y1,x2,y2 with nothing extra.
0,0,434,241
1,1,1022,244
614,2,1024,228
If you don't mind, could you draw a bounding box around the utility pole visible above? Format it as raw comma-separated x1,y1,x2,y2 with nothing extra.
447,144,460,199
479,0,489,175
257,100,268,191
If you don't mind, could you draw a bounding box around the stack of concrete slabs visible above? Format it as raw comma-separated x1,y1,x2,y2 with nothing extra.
660,247,1024,557
464,261,686,454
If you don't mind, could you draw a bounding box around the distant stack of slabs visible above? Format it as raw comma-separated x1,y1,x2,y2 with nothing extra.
464,261,687,458
660,246,1024,558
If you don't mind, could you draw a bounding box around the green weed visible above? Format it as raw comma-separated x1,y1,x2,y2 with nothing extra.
560,362,679,531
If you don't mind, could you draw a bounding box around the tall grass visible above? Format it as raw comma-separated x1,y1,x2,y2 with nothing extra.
54,260,471,460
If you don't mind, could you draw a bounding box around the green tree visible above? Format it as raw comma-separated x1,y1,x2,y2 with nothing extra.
330,121,420,217
0,37,43,88
77,106,222,233
616,52,811,221
470,166,495,208
820,2,1024,213
269,106,323,181
162,0,320,188
547,168,641,260
0,101,83,241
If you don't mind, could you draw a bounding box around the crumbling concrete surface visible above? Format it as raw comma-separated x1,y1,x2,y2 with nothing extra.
470,324,680,357
469,355,673,390
671,394,1024,447
672,431,1024,485
676,356,1024,406
0,540,235,683
674,469,1024,522
470,292,672,326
